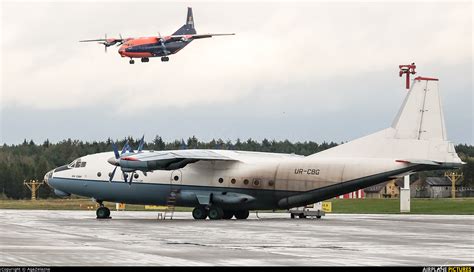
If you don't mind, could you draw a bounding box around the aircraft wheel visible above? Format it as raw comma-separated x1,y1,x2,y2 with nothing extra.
192,206,208,220
96,206,110,219
298,214,306,219
234,210,249,220
222,210,234,220
290,213,295,219
208,206,224,220
161,56,169,62
141,57,149,63
129,59,135,64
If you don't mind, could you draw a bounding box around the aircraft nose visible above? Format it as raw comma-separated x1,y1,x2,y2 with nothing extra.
44,170,54,186
118,46,126,57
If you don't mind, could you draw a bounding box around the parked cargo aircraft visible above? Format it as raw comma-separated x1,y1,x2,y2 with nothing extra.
79,7,234,64
45,76,463,219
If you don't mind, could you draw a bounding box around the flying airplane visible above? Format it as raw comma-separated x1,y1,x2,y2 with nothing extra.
79,7,235,64
44,75,463,220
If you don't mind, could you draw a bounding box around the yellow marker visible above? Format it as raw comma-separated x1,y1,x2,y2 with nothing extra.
145,205,167,210
322,202,332,212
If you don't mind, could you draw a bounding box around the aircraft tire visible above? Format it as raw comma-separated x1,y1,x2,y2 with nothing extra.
192,206,208,220
129,59,135,64
208,206,224,220
298,214,306,219
234,210,249,220
222,210,234,219
96,206,110,219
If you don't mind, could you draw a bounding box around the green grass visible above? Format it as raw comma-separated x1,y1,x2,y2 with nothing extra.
0,198,472,214
328,198,474,214
0,198,191,212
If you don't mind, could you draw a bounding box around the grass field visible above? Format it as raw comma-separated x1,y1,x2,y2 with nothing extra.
329,198,474,214
0,198,473,214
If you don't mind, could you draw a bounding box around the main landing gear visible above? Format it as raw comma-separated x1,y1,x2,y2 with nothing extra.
161,56,169,62
96,201,111,219
141,57,149,63
192,205,249,220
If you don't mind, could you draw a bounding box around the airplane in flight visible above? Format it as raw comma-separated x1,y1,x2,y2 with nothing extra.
44,75,463,220
79,7,235,64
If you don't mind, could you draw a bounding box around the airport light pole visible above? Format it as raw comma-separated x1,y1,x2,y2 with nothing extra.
398,63,415,212
444,171,462,199
24,179,44,200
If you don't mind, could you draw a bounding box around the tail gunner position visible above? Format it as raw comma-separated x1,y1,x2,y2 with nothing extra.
80,7,235,64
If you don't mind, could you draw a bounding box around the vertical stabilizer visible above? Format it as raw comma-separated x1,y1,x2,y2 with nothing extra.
392,77,447,141
173,7,197,35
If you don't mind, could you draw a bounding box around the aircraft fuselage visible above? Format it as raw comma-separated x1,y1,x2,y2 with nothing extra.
45,149,419,211
118,38,190,58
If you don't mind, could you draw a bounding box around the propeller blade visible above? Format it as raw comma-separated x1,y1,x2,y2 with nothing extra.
121,140,129,155
137,135,145,152
122,171,128,183
112,142,120,159
129,172,134,185
109,166,117,182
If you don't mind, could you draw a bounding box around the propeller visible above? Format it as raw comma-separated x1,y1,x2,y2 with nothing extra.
158,32,170,56
107,136,146,185
79,34,124,53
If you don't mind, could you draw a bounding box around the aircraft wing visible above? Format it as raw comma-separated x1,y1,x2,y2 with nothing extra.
118,150,239,171
131,149,236,161
166,33,235,41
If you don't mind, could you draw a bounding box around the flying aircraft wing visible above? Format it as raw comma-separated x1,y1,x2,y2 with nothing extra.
116,150,239,172
166,33,235,42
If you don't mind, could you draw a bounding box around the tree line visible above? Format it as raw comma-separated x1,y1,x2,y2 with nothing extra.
0,136,472,199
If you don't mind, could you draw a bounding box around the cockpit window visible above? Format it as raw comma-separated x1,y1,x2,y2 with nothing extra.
68,158,87,168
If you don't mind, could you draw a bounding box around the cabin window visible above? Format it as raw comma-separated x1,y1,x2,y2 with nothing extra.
218,178,224,183
134,173,139,179
243,179,249,185
174,175,179,181
253,179,260,186
97,172,101,177
268,180,274,186
231,179,236,184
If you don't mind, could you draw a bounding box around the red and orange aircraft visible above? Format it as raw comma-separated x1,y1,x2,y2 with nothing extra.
80,7,234,64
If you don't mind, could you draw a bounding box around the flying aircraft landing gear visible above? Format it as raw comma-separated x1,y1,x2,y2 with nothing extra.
161,56,169,62
141,57,149,63
129,59,135,64
96,201,111,219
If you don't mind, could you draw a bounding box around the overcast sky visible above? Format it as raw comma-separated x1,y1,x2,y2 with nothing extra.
0,1,472,145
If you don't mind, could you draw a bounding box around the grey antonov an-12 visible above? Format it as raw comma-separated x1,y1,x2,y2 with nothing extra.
45,75,463,220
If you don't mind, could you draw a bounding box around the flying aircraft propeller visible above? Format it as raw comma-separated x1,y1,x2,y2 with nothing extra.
158,32,170,56
79,33,124,53
107,136,146,185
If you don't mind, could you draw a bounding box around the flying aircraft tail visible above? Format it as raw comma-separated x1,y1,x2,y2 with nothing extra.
173,7,197,35
309,77,463,166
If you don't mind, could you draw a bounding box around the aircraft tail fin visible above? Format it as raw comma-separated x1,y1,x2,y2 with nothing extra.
173,7,197,35
309,77,462,165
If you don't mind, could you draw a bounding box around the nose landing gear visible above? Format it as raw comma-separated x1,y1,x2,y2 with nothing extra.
129,59,135,64
96,201,111,219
